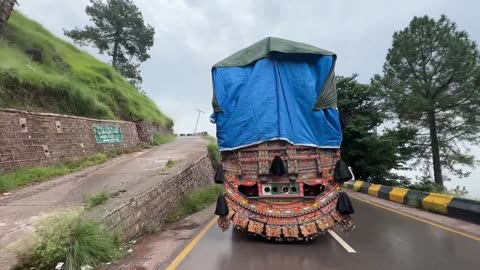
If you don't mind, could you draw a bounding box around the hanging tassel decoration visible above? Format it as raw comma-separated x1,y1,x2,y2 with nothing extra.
270,155,287,176
334,159,353,183
215,194,229,216
215,194,230,231
214,164,226,184
217,216,231,232
339,215,355,234
336,192,354,214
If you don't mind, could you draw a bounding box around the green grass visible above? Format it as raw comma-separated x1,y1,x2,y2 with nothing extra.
152,133,176,145
0,153,112,193
83,192,110,208
205,135,221,169
15,211,121,270
0,12,172,128
165,185,223,223
165,159,177,169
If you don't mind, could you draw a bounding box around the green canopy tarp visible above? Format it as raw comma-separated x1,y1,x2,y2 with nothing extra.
213,37,336,68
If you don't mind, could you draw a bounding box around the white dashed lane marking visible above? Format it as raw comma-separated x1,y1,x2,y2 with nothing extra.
328,230,357,253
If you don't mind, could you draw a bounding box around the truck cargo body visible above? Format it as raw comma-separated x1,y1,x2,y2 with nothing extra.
211,37,354,240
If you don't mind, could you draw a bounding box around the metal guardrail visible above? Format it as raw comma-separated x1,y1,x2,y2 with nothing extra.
176,131,208,137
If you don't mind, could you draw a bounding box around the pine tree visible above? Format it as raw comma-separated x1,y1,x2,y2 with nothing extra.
382,15,480,185
64,0,154,88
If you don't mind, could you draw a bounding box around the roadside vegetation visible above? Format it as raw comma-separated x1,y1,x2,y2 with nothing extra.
165,159,177,169
165,185,223,223
84,192,111,208
0,151,128,193
0,12,172,128
15,211,122,270
152,133,176,145
206,135,221,170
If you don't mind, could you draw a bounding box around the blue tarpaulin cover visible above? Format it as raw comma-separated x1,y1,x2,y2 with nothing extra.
211,38,342,151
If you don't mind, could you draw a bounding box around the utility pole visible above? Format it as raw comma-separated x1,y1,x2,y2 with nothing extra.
194,108,205,135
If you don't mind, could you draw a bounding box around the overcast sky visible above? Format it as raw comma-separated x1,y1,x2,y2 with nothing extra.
17,0,480,197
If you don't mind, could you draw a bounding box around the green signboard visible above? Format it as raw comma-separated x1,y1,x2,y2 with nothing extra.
94,125,124,144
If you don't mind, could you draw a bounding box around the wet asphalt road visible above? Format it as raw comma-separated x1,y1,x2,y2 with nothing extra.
174,197,480,270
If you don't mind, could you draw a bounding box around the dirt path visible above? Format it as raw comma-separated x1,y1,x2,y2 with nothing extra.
0,137,208,269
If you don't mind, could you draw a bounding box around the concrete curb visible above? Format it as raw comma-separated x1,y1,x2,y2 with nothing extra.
344,180,480,225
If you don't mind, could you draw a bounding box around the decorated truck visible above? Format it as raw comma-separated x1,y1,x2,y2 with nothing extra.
211,37,354,241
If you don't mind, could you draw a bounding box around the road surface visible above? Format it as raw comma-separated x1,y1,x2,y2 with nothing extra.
169,193,480,270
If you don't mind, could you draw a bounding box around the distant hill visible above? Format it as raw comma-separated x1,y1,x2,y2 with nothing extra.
0,12,172,128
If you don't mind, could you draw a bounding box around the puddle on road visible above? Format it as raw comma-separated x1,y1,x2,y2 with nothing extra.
169,222,200,231
110,189,127,198
175,237,193,241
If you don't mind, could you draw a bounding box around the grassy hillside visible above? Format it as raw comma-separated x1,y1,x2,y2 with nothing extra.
0,12,172,128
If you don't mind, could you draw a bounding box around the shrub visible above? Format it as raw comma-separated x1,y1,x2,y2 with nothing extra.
206,136,221,170
16,211,121,270
165,185,223,223
84,192,110,208
165,160,177,169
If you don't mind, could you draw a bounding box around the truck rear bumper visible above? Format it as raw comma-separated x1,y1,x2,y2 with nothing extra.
219,183,354,240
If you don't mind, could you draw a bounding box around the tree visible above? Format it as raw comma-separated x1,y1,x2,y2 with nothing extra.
64,0,154,88
0,0,17,38
338,75,418,185
381,15,480,186
116,60,143,90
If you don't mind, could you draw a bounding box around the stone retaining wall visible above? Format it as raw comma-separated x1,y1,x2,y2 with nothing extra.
0,109,141,171
136,122,155,144
101,154,215,239
136,121,173,144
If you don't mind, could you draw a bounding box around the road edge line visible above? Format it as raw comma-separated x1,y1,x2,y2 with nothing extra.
166,217,217,270
350,194,480,241
328,230,356,253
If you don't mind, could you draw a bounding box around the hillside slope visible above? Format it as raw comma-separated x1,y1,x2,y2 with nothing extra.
0,12,172,128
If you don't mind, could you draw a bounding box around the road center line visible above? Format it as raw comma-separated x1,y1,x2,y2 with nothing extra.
328,230,356,253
